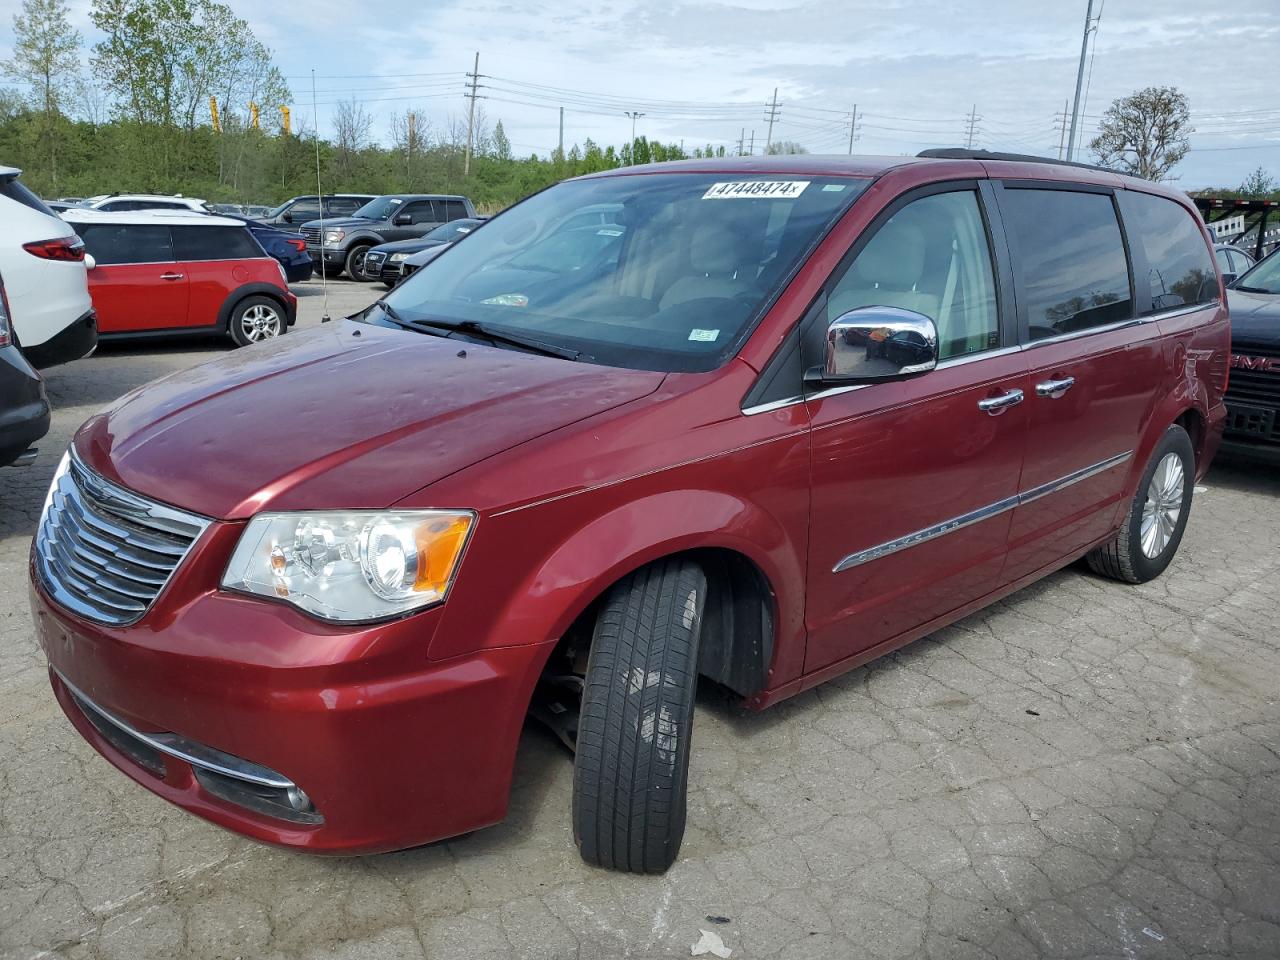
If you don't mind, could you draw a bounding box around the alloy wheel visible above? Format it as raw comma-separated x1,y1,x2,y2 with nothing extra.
1139,452,1185,559
240,304,282,343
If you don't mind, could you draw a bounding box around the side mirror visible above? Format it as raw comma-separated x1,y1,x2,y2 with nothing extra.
84,253,96,271
281,211,292,223
393,213,412,226
1221,272,1238,287
807,306,938,385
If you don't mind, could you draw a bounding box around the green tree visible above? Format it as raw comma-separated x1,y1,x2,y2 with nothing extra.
1,0,82,186
491,119,512,161
1090,86,1192,181
1239,166,1277,197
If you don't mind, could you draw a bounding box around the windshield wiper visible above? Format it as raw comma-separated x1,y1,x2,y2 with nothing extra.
1233,284,1274,294
400,315,582,361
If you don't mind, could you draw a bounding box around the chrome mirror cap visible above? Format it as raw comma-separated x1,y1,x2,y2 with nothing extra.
812,306,939,384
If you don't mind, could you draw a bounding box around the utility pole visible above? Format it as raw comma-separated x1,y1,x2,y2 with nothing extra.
1067,0,1096,162
763,88,780,154
464,51,483,176
748,129,755,155
964,105,980,149
624,110,645,165
737,127,745,156
1057,99,1070,159
847,103,859,154
558,106,564,160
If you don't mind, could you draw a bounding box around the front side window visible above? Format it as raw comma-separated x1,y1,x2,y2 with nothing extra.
289,200,322,221
1001,188,1132,340
400,201,437,225
171,225,261,261
827,190,999,360
75,223,174,264
1118,190,1217,313
381,174,867,372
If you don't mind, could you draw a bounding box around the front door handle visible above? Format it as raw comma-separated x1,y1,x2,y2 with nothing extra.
1035,376,1076,399
978,389,1024,415
159,272,184,281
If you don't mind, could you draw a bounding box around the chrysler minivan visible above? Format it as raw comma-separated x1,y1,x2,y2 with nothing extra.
31,152,1228,873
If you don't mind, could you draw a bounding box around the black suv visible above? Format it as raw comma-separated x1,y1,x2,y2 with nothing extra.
1223,248,1280,463
301,194,477,280
256,195,374,236
0,270,50,468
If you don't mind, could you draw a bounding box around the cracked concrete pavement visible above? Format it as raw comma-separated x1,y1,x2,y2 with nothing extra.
2,278,1278,959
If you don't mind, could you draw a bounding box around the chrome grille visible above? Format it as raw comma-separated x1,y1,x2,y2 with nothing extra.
35,451,210,626
300,226,322,245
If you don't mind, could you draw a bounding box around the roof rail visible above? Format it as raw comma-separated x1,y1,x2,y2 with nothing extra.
916,148,1118,175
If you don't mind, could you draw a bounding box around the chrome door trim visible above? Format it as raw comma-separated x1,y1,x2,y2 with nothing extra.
832,449,1134,572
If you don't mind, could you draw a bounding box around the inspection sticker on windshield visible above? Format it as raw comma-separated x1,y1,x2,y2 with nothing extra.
688,328,720,342
702,180,809,200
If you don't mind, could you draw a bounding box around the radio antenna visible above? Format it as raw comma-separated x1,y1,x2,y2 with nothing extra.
311,69,331,322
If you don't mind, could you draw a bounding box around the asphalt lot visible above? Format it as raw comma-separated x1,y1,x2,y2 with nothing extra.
2,277,1279,959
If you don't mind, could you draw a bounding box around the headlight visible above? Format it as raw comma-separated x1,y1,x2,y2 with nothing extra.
323,230,345,245
222,510,475,622
389,252,409,263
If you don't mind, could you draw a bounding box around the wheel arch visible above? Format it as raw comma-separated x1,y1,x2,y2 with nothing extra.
218,283,292,333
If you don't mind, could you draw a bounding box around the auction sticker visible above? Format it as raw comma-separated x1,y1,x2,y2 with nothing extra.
702,180,809,200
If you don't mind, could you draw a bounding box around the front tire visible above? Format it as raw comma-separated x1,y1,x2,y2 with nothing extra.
1087,424,1194,583
344,244,373,281
573,558,706,873
227,296,286,347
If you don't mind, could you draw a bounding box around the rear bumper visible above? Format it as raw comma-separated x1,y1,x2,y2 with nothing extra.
31,563,552,854
0,343,50,466
23,310,97,369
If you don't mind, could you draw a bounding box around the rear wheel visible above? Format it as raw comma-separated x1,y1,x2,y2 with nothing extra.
572,558,706,874
227,296,286,347
1086,424,1194,583
344,244,373,281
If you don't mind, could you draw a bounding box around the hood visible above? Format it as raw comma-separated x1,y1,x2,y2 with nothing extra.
371,237,437,255
405,244,452,267
1227,289,1280,345
300,216,382,232
76,321,664,520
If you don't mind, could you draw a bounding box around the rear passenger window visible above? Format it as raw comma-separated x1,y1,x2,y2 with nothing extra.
444,200,468,221
76,224,174,264
171,226,261,261
1118,191,1218,313
1001,188,1132,340
828,190,999,360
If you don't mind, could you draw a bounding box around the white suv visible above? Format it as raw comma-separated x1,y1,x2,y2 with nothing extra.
79,194,211,213
0,167,96,367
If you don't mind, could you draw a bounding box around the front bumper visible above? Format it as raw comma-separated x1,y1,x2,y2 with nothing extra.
306,244,346,269
0,343,50,466
31,544,553,853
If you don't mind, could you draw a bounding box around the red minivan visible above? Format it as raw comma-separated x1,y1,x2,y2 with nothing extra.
32,152,1228,873
63,210,297,346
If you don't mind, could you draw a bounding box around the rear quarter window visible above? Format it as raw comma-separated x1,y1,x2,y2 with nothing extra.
1,178,57,216
171,225,262,261
1118,190,1217,313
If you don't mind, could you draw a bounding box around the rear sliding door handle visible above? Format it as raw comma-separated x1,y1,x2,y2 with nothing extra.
159,272,184,281
1035,376,1076,399
977,389,1024,415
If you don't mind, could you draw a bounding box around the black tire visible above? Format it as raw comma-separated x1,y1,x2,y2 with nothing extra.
573,558,706,873
1086,424,1195,584
227,296,287,348
344,244,373,281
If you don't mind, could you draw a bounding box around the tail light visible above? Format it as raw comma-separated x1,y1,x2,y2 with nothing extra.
23,236,86,262
287,238,306,252
0,278,12,347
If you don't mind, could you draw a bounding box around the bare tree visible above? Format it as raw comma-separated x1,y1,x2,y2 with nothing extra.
333,98,372,180
1090,86,1192,181
389,108,431,183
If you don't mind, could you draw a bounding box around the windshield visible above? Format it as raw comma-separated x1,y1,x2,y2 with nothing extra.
264,200,293,218
1237,249,1280,293
427,220,478,241
352,196,404,221
381,173,867,371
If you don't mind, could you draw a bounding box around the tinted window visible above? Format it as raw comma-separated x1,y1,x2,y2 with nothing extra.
829,190,999,360
326,197,364,215
444,200,468,221
0,176,56,216
171,225,261,261
1229,250,1252,274
288,200,322,221
1214,248,1233,272
75,223,174,264
1001,188,1132,339
1119,190,1216,313
399,200,438,225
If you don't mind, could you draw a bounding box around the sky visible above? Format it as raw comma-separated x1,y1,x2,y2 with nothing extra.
2,0,1278,188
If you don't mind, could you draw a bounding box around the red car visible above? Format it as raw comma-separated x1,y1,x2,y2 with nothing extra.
32,152,1228,872
64,210,297,346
